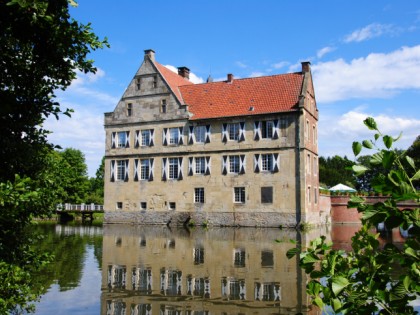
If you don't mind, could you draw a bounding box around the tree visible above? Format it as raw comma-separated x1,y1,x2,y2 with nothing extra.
406,135,420,188
319,155,356,188
0,0,107,312
288,118,419,314
87,156,104,204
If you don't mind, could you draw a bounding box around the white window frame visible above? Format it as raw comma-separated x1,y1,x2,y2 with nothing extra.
261,121,273,139
229,156,240,174
116,160,126,181
261,154,273,172
194,125,206,143
195,157,206,174
140,159,150,180
117,131,127,148
228,123,240,141
194,187,205,203
168,158,179,179
141,130,151,146
234,187,245,204
169,128,179,145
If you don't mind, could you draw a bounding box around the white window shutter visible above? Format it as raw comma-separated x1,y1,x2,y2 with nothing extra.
222,123,228,142
222,155,227,175
273,120,279,139
134,159,139,181
188,157,193,176
125,131,130,148
188,126,194,144
163,128,168,146
205,125,211,143
254,121,261,141
111,132,116,148
239,122,245,142
178,127,184,145
150,129,155,146
239,155,246,174
205,156,211,175
135,130,140,148
178,157,183,180
124,159,129,181
162,158,167,181
254,154,260,173
110,160,115,182
273,153,280,172
149,158,154,181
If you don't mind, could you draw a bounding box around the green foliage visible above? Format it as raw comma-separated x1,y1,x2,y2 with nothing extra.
0,0,107,312
288,117,420,314
87,156,104,204
319,155,356,188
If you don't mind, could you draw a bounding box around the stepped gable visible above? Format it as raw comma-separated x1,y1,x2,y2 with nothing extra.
179,73,304,120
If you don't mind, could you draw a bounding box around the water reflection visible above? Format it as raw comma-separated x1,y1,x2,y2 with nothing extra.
101,225,329,315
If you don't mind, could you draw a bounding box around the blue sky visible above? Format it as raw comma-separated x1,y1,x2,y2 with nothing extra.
45,0,420,177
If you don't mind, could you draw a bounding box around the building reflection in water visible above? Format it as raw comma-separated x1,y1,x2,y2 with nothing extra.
101,225,329,315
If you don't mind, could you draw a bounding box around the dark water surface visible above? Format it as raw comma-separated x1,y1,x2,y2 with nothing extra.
29,223,416,315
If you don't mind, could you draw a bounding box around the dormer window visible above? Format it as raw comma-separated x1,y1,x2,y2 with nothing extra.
161,99,167,113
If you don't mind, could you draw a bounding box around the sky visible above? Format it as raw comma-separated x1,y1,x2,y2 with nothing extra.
45,0,420,177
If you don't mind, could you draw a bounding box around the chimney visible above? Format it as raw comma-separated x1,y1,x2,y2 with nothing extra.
301,61,311,73
178,66,190,80
144,49,155,62
227,73,234,83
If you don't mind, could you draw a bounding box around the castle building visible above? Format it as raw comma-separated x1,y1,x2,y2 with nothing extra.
104,49,324,227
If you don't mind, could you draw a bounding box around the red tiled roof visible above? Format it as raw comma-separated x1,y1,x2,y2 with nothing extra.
179,73,304,120
155,62,193,104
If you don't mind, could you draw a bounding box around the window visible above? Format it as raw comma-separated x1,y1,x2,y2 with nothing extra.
228,123,240,140
195,157,206,174
117,160,126,181
169,158,179,179
313,125,316,144
169,202,176,210
313,156,317,176
307,186,311,204
234,187,245,203
307,153,311,173
117,132,127,148
141,130,151,146
169,128,179,145
261,187,273,204
194,188,205,203
261,251,274,268
127,103,132,116
140,202,147,210
153,75,157,88
261,121,273,139
161,99,167,113
314,187,318,204
229,156,240,173
193,247,205,264
116,202,123,210
233,249,246,267
261,154,273,172
136,78,141,90
194,125,206,143
140,159,150,180
305,119,309,139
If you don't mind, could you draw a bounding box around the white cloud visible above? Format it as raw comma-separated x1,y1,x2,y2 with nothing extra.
235,61,248,68
317,46,335,59
313,45,420,103
164,64,204,84
318,109,420,158
249,71,265,77
344,23,398,43
272,61,289,69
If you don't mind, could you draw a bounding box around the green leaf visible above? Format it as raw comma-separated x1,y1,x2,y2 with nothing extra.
301,252,320,264
362,140,373,149
313,296,324,308
307,281,321,296
370,152,383,165
332,298,342,312
352,164,369,176
382,151,395,169
364,117,378,130
383,135,393,149
332,276,349,296
412,169,420,181
286,247,299,259
352,141,362,156
374,133,380,141
393,131,402,142
406,155,416,170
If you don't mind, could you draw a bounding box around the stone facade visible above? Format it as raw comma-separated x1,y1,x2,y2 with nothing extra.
104,50,324,227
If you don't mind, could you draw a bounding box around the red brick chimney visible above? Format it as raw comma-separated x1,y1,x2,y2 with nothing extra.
227,73,234,83
301,61,311,73
178,66,190,80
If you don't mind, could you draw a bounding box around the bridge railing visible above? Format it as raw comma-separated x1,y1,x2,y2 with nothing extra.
56,203,104,212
